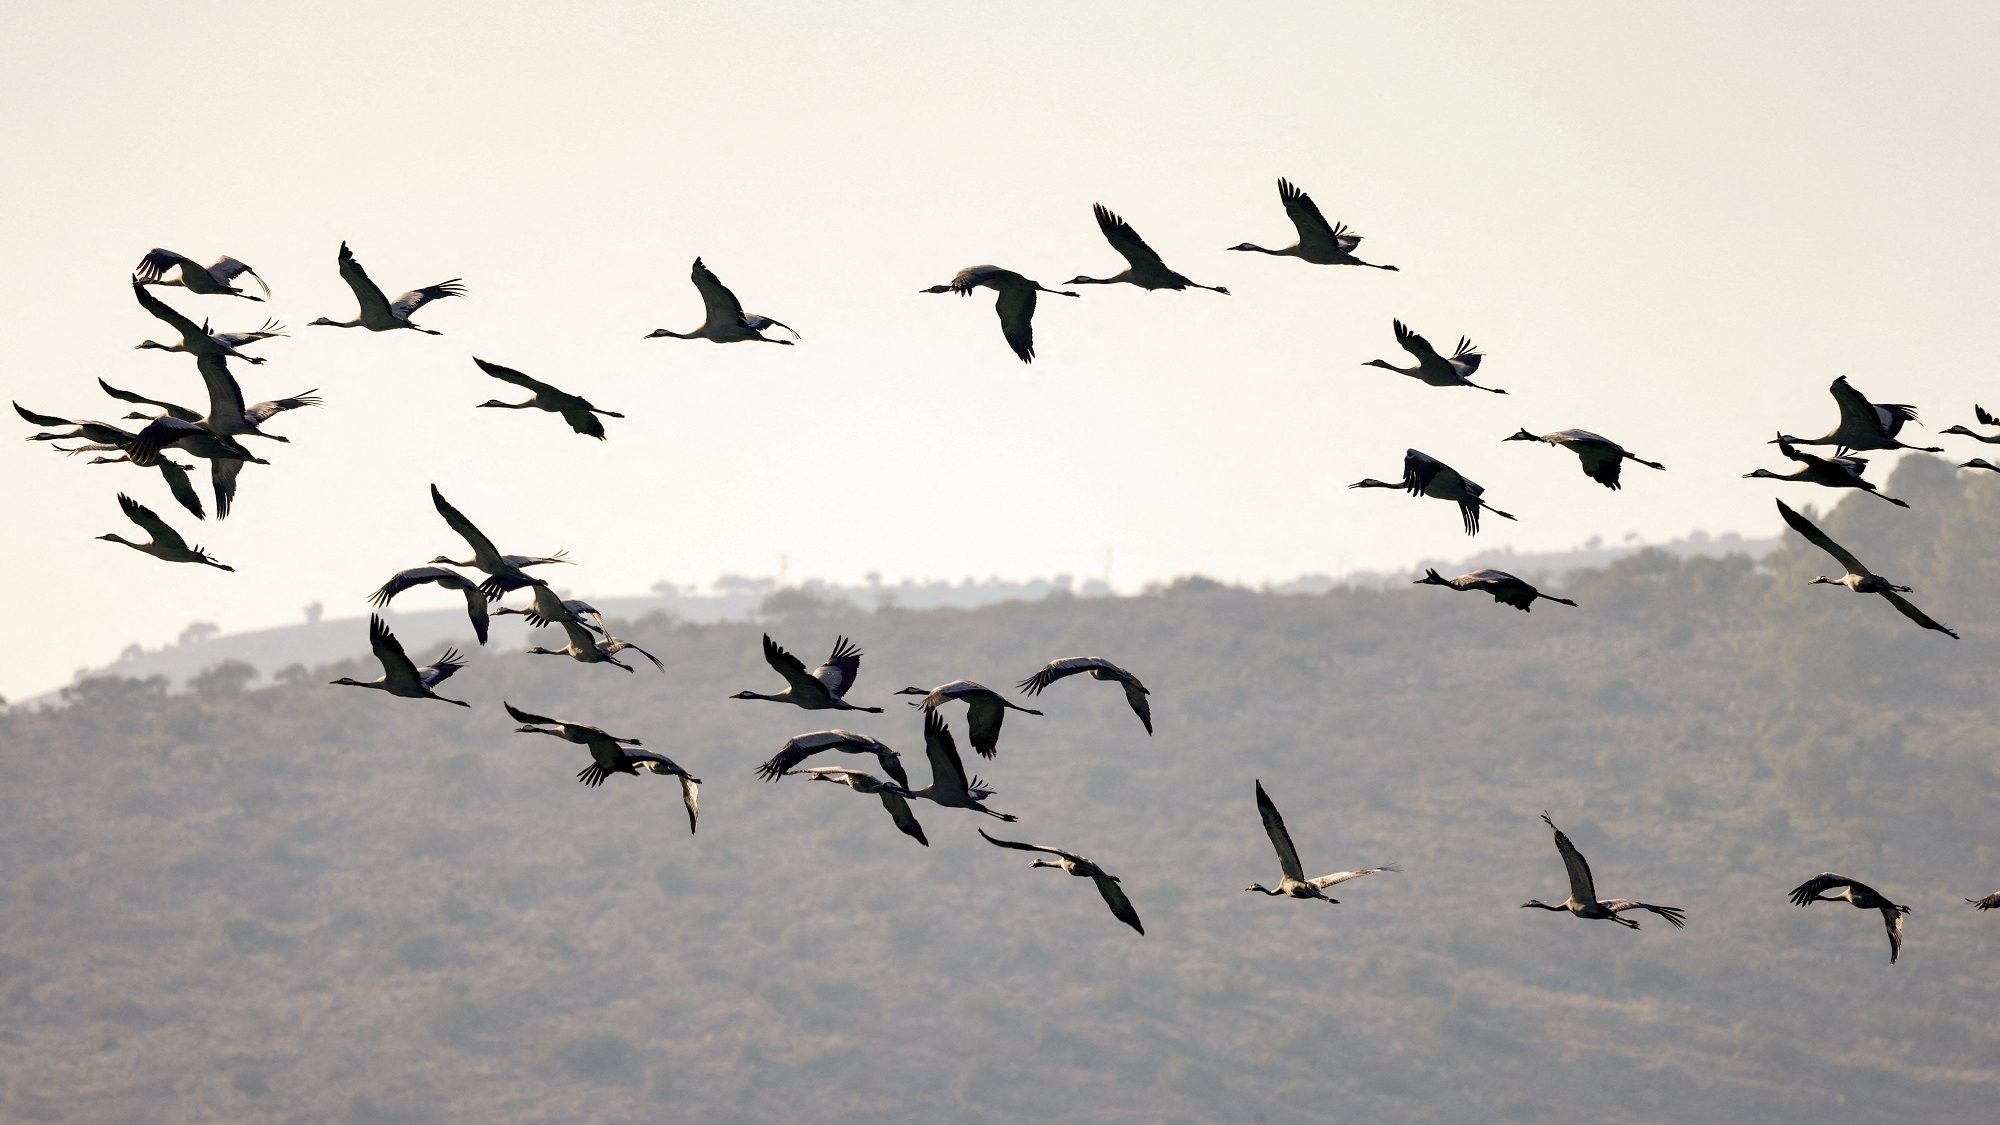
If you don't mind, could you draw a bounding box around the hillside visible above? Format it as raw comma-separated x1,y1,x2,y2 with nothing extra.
4,456,1998,1123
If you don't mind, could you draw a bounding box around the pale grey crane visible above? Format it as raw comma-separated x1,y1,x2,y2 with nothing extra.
979,828,1144,935
900,709,1017,821
310,242,464,333
1772,376,1942,455
1414,568,1576,612
794,767,929,847
1017,657,1151,735
136,317,286,356
1941,405,2000,444
644,257,798,345
1745,434,1908,507
131,279,265,363
1349,449,1517,536
506,702,699,833
1066,204,1229,294
1522,813,1685,929
1245,780,1398,904
368,566,492,645
524,602,662,672
1228,178,1397,269
117,417,266,519
732,633,882,712
894,680,1042,759
97,375,320,445
1504,428,1664,490
14,401,138,447
134,248,268,300
113,355,318,447
1364,320,1502,393
1791,873,1909,963
756,729,909,788
428,484,570,598
20,401,262,518
492,595,605,632
921,265,1078,364
97,493,231,571
329,615,469,707
55,443,207,521
1776,499,1956,638
471,357,623,440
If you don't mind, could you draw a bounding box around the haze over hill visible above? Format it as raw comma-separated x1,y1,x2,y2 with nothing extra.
5,459,1997,1123
27,528,1775,707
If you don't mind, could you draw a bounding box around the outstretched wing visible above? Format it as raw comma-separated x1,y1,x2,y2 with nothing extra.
1828,376,1890,441
1977,404,1999,428
1255,780,1305,883
430,484,503,570
1092,873,1144,935
758,730,870,782
878,790,928,845
609,636,666,671
390,280,466,319
1017,656,1112,694
977,828,1079,863
1308,863,1401,890
1121,679,1154,734
1788,872,1862,907
1277,178,1341,254
367,613,424,689
995,286,1038,364
503,700,564,728
194,352,250,425
1543,813,1598,903
1093,203,1167,272
131,278,207,342
134,248,202,284
762,633,826,696
965,698,1008,760
1879,590,1958,639
117,492,188,550
812,635,864,699
209,256,268,297
369,565,465,607
922,708,971,798
420,647,467,688
244,389,323,425
690,258,747,326
1604,900,1687,929
155,459,205,520
335,242,393,322
97,378,198,422
1775,499,1865,575
473,357,552,395
678,776,700,834
1391,319,1445,366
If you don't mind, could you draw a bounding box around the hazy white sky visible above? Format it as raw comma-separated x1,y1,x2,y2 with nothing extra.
4,2,1996,700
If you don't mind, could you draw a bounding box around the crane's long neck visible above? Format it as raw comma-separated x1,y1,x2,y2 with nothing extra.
1363,359,1414,375
1230,243,1287,255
